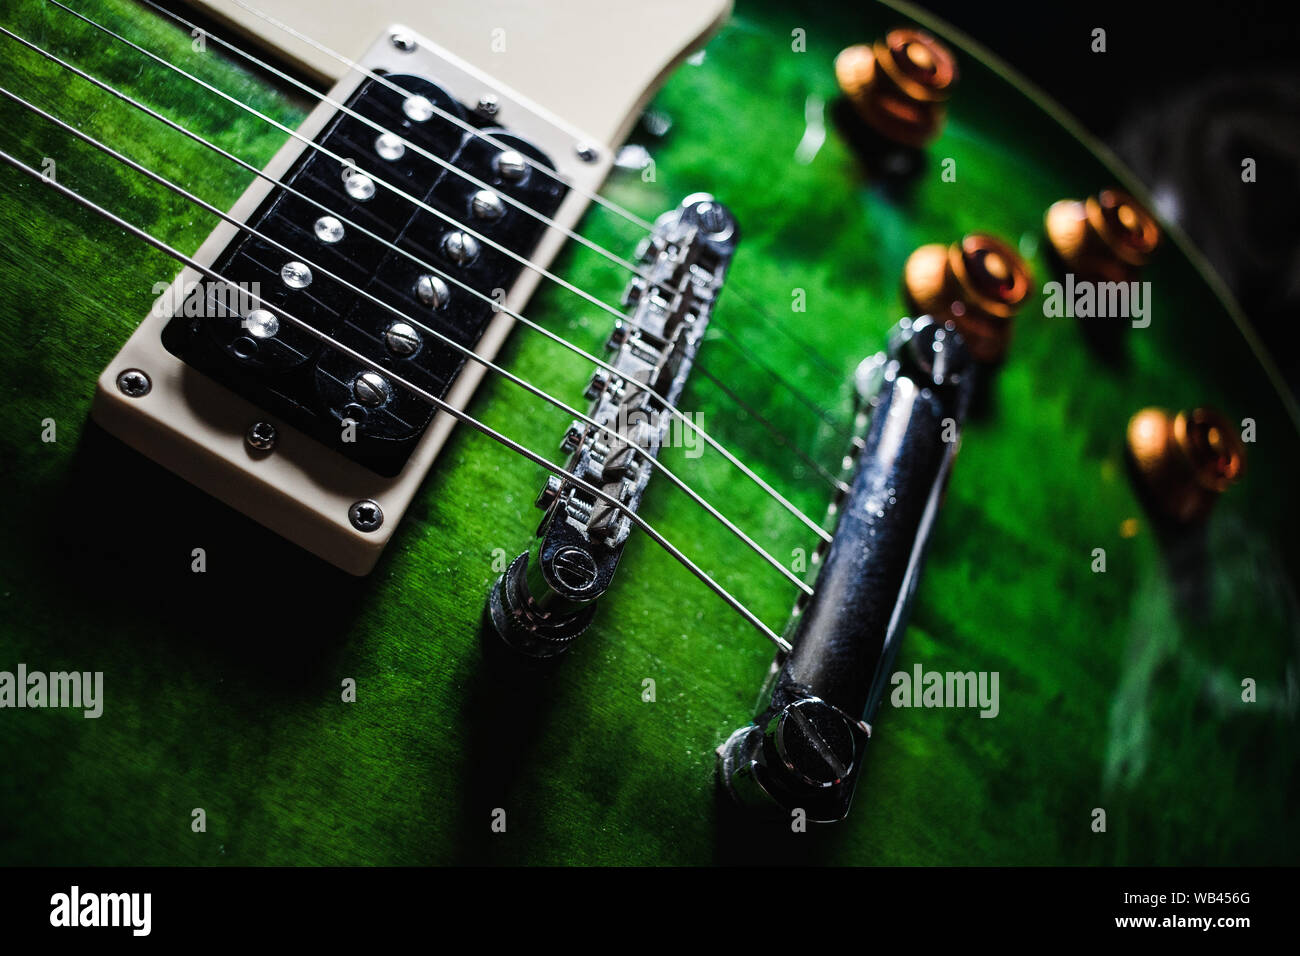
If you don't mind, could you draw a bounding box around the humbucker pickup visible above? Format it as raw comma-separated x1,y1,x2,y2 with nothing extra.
160,71,567,477
91,26,616,575
488,195,739,657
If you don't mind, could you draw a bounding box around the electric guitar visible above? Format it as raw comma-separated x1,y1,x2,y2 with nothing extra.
1,0,1296,865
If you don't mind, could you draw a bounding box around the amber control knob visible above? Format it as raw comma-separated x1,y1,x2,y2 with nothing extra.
835,28,958,148
1045,189,1160,283
1126,406,1245,524
902,233,1033,363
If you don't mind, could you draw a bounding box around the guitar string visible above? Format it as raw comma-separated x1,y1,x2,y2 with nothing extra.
0,22,837,543
222,0,659,231
51,0,658,324
0,145,793,653
144,0,857,441
0,83,816,597
134,0,653,283
694,361,851,490
35,8,846,529
128,0,857,447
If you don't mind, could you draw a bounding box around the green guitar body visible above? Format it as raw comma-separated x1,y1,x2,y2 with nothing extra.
1,0,1296,864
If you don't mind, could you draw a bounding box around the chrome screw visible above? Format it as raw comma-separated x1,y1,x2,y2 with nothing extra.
384,321,421,357
246,421,277,452
116,369,151,397
349,499,384,532
389,31,417,53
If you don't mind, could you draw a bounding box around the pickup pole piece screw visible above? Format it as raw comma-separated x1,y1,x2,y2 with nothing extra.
493,150,528,183
402,95,435,122
314,215,345,244
441,230,480,265
116,368,151,397
349,499,384,532
415,273,450,309
353,371,393,408
280,260,313,289
374,133,406,161
470,189,506,222
384,321,421,357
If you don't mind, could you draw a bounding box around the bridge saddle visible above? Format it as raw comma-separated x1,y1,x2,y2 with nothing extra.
488,194,739,657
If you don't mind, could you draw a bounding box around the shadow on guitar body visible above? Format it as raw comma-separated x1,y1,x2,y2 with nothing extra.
1123,450,1211,619
442,614,561,864
48,421,364,693
830,97,926,199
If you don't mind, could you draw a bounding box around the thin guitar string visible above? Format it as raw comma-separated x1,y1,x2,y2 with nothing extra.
126,0,858,447
223,0,658,231
52,0,650,324
124,0,863,447
0,84,816,597
38,5,842,530
0,23,836,545
135,0,655,284
0,145,793,652
201,0,858,440
694,360,851,491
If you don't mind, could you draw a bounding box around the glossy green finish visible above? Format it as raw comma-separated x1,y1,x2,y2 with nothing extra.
0,0,1297,865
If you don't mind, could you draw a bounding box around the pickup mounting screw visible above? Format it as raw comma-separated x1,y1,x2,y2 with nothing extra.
389,31,417,53
116,368,151,398
246,421,277,452
475,94,500,118
575,143,599,163
349,499,384,533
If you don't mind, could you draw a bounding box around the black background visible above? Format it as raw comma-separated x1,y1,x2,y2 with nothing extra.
924,0,1300,391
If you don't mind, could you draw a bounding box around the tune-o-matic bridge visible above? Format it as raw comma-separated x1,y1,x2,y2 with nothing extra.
161,72,567,477
489,195,739,657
